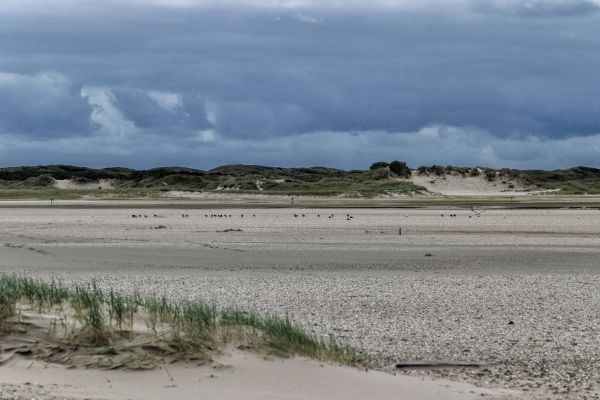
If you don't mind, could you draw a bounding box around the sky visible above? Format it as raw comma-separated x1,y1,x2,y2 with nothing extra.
0,0,599,170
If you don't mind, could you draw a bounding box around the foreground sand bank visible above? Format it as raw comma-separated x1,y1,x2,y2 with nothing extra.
1,351,518,400
0,287,520,400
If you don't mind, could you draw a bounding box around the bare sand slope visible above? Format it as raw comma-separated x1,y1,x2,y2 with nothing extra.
409,173,530,196
52,179,116,190
0,352,516,400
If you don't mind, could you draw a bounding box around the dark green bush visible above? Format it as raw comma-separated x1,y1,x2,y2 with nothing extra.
430,165,445,176
389,161,411,177
369,161,389,170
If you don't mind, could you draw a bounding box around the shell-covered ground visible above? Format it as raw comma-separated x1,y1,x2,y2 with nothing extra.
1,207,600,399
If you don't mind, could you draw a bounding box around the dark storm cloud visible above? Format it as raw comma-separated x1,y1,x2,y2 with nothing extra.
111,89,211,134
0,0,599,168
0,72,93,138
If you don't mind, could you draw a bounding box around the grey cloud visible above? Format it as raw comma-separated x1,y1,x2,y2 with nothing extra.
111,89,210,133
0,72,92,138
473,0,600,17
2,126,600,170
0,1,600,168
211,101,311,139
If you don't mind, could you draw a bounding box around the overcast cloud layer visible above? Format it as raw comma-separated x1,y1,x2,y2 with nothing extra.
1,0,599,169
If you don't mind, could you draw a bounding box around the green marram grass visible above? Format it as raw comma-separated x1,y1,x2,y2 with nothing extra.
0,274,362,365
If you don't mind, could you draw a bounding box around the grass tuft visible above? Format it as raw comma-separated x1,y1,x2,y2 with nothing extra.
0,274,365,366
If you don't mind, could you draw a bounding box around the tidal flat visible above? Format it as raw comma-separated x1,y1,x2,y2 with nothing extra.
1,206,600,399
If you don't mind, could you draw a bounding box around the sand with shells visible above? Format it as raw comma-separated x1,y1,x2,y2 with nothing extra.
1,205,600,399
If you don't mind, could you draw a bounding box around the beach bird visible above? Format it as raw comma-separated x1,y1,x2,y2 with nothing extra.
470,207,486,218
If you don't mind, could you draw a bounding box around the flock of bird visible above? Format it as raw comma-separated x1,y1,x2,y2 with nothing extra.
293,213,355,220
131,213,167,218
440,208,487,218
131,212,356,220
205,213,256,218
130,209,488,220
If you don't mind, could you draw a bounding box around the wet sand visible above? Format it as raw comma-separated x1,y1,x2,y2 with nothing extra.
1,206,600,399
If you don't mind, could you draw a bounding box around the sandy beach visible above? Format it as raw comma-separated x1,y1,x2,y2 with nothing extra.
1,204,600,399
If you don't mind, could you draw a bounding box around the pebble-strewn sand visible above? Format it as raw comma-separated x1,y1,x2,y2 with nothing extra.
1,207,600,399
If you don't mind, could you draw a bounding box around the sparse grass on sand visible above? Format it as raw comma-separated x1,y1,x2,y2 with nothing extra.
0,274,362,367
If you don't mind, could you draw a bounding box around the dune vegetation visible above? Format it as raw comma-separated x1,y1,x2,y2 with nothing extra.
0,274,362,369
0,164,425,198
1,163,600,199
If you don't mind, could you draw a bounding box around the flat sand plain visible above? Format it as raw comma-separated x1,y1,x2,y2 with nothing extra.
1,205,600,399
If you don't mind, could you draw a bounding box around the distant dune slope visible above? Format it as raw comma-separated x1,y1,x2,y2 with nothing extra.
409,171,532,196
